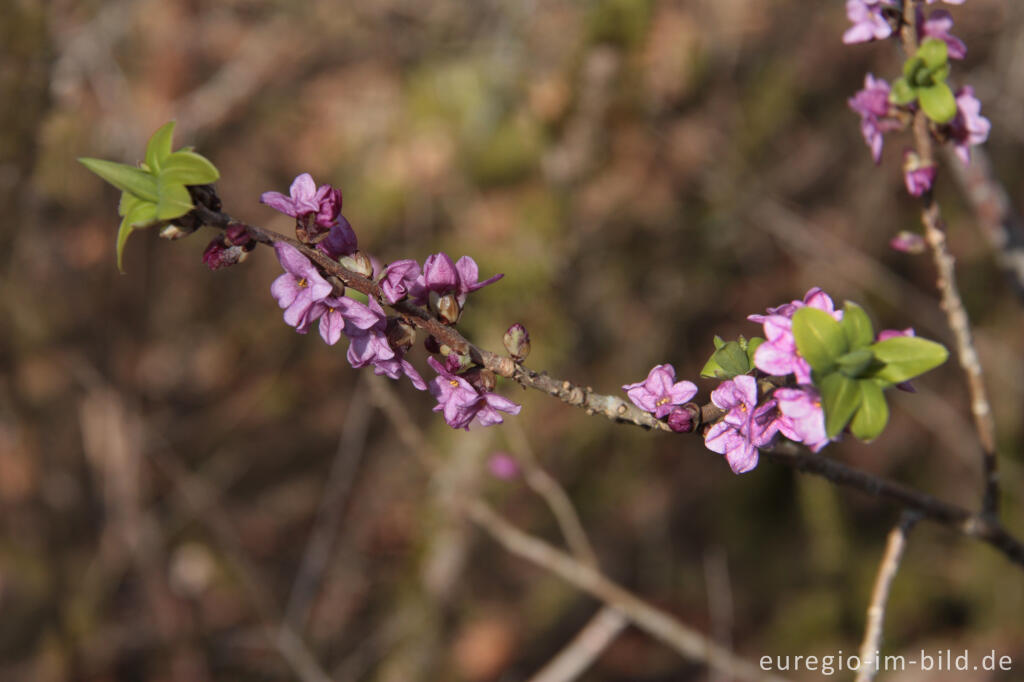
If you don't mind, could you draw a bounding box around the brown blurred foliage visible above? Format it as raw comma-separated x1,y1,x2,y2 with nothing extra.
2,0,1023,680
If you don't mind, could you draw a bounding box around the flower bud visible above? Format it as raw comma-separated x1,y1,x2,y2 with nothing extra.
436,293,461,325
225,223,252,245
889,230,926,254
667,407,693,433
160,224,193,240
464,368,497,393
503,323,531,361
386,318,416,353
902,149,936,197
340,251,374,278
202,238,249,270
445,351,472,373
424,335,442,354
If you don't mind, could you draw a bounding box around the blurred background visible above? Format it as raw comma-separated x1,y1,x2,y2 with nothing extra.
2,0,1023,679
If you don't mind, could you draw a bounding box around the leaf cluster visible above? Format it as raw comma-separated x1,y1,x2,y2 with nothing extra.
78,122,220,271
792,303,948,441
890,38,957,124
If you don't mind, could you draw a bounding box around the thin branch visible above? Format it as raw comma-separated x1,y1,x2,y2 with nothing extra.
943,145,1024,302
368,377,770,680
526,607,627,682
855,512,919,682
284,375,373,631
464,499,791,682
763,445,1024,567
191,205,1024,569
507,421,598,567
194,203,720,434
899,0,1000,517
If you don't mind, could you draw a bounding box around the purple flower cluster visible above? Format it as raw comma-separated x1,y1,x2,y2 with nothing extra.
381,253,503,312
262,174,520,428
704,376,780,474
744,288,841,453
427,357,521,430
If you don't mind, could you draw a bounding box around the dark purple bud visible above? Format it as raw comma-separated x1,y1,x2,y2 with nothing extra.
667,407,694,433
318,216,359,259
225,223,252,245
202,238,249,270
424,335,442,354
503,323,531,361
436,293,461,325
386,318,416,353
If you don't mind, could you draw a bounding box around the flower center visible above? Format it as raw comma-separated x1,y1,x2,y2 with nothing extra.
449,379,459,388
656,397,670,407
297,277,308,288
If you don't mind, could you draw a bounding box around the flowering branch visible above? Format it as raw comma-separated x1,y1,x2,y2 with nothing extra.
190,201,718,433
895,0,1001,517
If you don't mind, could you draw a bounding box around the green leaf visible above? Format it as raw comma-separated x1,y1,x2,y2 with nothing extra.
840,302,874,350
850,379,889,441
79,158,159,202
820,373,862,439
919,82,957,123
918,37,948,69
160,150,220,185
836,348,875,378
792,308,848,374
154,178,193,220
116,197,159,272
746,337,765,365
889,77,917,105
717,341,752,377
144,121,176,173
712,335,725,350
869,336,949,384
902,56,923,81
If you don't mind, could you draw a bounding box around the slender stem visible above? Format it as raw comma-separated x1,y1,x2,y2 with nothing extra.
526,607,628,682
192,205,1024,569
899,0,1000,516
855,512,918,682
465,499,792,682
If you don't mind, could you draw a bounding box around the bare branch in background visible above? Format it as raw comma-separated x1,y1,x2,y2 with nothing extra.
855,513,919,682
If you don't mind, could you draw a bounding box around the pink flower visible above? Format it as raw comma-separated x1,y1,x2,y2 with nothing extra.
260,173,342,228
381,259,422,304
843,0,895,45
622,364,698,419
848,74,901,163
949,87,991,165
704,376,779,474
427,357,521,430
774,387,830,452
748,288,841,383
270,243,333,332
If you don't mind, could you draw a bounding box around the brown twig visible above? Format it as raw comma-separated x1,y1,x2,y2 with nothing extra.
190,203,1024,569
464,499,791,682
899,0,1000,517
764,445,1024,566
367,376,775,680
855,512,919,682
